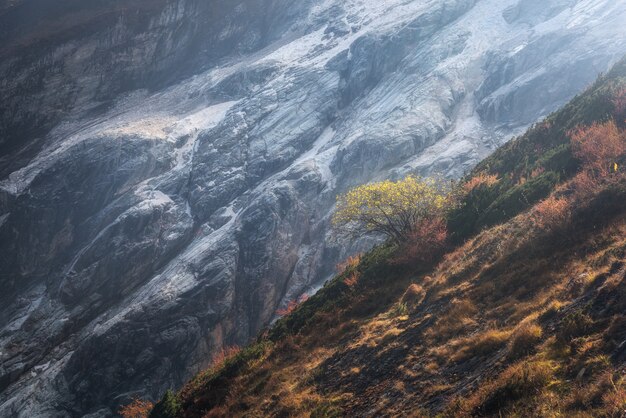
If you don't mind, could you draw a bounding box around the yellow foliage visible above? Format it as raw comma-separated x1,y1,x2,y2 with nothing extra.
332,175,455,243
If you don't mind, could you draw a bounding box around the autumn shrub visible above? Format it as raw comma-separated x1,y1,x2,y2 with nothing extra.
570,120,625,178
337,255,361,287
277,294,309,317
119,398,154,418
333,175,456,244
343,272,359,288
336,254,361,273
211,346,242,369
531,195,572,234
507,322,543,360
393,217,448,266
463,172,500,193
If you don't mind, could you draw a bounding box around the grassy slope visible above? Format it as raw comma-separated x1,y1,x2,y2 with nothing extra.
150,58,626,418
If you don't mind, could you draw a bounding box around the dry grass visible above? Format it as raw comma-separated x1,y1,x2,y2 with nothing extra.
425,298,478,342
457,360,556,416
401,283,426,309
532,195,572,233
446,328,512,363
508,322,543,360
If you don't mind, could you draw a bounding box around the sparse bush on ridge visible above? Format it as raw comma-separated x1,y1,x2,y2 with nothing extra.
336,254,361,273
570,120,625,178
277,294,310,317
392,217,449,266
211,346,242,370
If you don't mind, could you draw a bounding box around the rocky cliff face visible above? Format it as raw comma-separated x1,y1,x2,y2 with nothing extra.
0,0,624,415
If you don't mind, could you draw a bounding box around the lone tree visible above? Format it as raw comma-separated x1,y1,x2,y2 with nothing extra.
332,175,454,244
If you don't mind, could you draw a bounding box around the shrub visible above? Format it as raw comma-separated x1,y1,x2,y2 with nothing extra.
332,175,456,244
343,272,359,288
570,120,625,177
211,346,242,369
507,322,543,360
463,172,500,193
336,254,361,273
531,195,572,233
393,217,448,266
277,294,309,317
337,255,361,287
569,170,598,200
119,398,154,418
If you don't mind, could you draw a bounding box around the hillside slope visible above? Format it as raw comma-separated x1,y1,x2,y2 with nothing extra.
2,1,626,415
153,58,626,417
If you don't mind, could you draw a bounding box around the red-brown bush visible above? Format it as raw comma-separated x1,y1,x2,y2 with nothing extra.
463,172,500,193
277,294,309,317
570,120,625,177
393,217,448,266
336,254,361,273
211,345,241,369
531,196,572,233
343,272,359,288
118,398,154,418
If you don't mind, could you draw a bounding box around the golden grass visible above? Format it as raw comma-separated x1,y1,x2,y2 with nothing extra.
401,283,426,309
432,328,512,364
507,322,543,360
456,360,557,416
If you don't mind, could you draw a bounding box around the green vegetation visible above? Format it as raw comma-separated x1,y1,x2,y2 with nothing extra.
149,390,180,418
